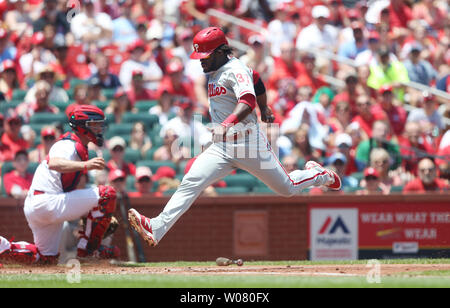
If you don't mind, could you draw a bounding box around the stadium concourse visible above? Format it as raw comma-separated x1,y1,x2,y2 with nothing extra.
0,0,448,199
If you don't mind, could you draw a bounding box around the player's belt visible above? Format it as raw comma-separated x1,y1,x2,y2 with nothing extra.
33,190,45,195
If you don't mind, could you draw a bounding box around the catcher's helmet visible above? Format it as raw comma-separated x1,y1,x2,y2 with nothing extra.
190,27,228,59
69,105,106,146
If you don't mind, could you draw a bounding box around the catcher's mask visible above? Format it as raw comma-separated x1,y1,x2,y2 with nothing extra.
69,105,106,146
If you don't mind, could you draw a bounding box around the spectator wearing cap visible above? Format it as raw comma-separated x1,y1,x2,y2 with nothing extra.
371,85,407,136
119,39,163,92
403,158,449,193
1,113,29,156
367,45,410,97
70,0,113,47
28,125,58,163
295,5,338,52
0,60,20,101
239,34,274,83
159,98,211,148
24,65,69,104
402,43,437,86
108,168,127,194
128,166,159,198
0,28,17,62
327,152,358,189
105,88,136,124
112,0,139,46
106,136,136,176
351,94,375,138
3,149,33,199
16,80,59,123
88,54,121,89
153,165,180,196
338,21,368,60
406,92,444,136
157,58,196,102
153,128,190,163
267,2,297,58
32,0,70,34
356,167,382,195
356,120,402,171
333,133,361,176
129,122,152,158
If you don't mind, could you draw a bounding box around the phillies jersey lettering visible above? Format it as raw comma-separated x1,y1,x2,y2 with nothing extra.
206,57,258,126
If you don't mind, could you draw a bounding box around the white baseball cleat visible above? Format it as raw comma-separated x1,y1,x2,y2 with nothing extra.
305,160,342,190
128,208,158,247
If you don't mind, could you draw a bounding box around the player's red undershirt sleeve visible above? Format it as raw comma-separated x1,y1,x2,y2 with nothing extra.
238,93,256,110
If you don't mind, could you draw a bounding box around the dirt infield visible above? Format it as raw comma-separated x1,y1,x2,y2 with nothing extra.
2,262,450,277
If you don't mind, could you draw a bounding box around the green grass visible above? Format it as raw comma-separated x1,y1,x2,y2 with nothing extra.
1,259,449,288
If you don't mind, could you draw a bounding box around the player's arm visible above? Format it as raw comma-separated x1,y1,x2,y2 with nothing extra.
253,70,274,123
48,157,105,173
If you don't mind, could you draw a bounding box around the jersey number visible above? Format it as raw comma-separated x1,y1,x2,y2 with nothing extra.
235,73,251,85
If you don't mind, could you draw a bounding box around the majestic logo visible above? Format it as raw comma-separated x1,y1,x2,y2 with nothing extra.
208,83,227,97
318,216,350,234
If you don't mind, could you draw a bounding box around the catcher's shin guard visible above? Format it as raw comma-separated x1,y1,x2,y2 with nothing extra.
77,185,117,257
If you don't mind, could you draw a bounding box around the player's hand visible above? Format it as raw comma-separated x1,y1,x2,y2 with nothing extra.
208,124,228,143
85,157,106,171
260,106,275,123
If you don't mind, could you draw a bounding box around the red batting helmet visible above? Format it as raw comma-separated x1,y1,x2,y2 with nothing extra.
190,27,228,59
69,105,106,146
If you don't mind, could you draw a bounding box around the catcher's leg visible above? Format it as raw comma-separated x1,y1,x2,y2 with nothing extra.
77,185,118,257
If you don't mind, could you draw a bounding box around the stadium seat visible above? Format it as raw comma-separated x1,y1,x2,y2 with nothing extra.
134,100,158,112
126,175,137,192
94,100,110,111
102,88,117,100
11,89,27,101
29,113,67,125
105,123,134,139
121,112,159,131
252,186,275,195
390,185,404,193
223,174,257,191
0,100,21,114
51,101,69,112
350,172,364,184
124,148,142,164
136,160,177,174
162,188,177,196
69,78,86,89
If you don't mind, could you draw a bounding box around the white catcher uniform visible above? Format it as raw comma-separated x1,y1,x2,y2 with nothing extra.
24,136,101,256
147,57,335,243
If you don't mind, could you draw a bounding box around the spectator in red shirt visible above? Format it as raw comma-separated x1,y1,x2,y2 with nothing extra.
331,73,359,117
3,150,33,199
371,85,407,137
157,58,195,102
106,136,136,176
351,94,375,138
1,112,29,157
0,59,20,101
152,166,180,196
388,0,413,30
267,41,304,92
295,53,327,93
28,126,58,163
403,158,449,192
126,70,156,106
0,114,13,161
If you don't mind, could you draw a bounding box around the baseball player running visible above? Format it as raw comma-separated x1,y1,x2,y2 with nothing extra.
0,105,118,265
128,27,341,247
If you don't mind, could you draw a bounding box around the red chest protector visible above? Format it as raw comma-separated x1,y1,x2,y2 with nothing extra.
58,132,89,192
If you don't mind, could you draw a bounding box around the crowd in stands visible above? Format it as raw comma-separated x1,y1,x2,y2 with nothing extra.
0,0,448,200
